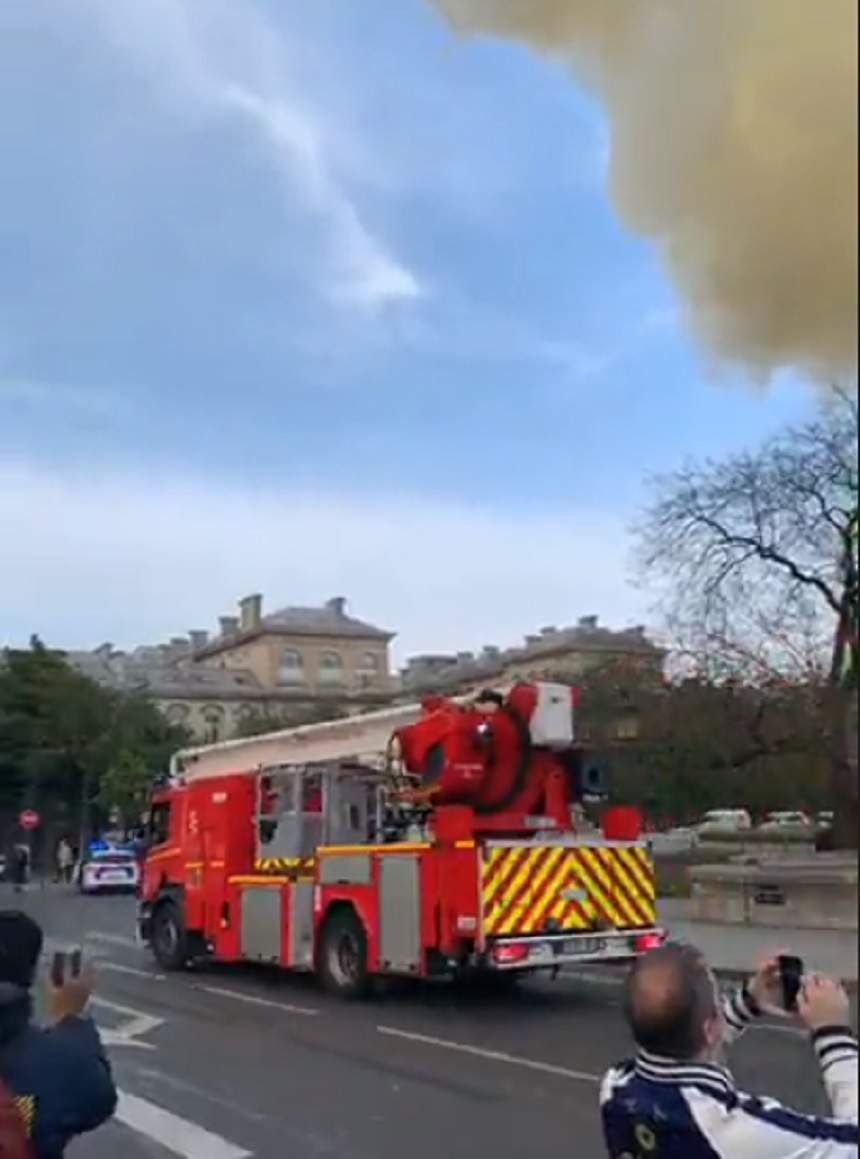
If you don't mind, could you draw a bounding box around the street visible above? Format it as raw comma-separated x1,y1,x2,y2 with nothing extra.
9,885,841,1159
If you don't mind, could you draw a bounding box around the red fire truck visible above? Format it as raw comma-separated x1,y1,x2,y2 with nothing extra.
139,682,663,996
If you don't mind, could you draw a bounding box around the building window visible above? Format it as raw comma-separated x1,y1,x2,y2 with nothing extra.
318,651,345,684
165,703,190,726
355,652,383,690
202,704,226,744
278,648,305,685
614,715,640,742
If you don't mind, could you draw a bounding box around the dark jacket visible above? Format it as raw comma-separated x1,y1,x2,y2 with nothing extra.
0,983,117,1158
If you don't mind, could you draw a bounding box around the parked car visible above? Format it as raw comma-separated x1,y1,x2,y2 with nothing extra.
696,809,752,836
757,811,812,832
816,811,835,829
79,846,140,895
647,827,700,856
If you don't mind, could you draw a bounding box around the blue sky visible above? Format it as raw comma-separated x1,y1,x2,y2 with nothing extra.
0,0,818,662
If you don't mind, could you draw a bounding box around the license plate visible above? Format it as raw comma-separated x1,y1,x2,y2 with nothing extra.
101,872,130,882
557,937,605,956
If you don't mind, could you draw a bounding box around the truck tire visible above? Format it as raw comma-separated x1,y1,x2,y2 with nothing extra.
151,901,192,971
318,909,371,999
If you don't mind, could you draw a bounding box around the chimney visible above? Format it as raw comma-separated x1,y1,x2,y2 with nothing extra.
189,630,209,651
525,634,542,648
326,597,347,618
219,615,239,637
239,593,263,632
456,651,474,664
578,615,599,631
482,645,500,660
540,626,558,637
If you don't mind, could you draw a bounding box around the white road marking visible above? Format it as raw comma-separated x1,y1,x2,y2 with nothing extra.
86,930,140,950
99,1029,156,1050
101,960,167,982
90,995,165,1050
116,1091,253,1159
377,1025,601,1084
43,936,107,961
198,984,319,1017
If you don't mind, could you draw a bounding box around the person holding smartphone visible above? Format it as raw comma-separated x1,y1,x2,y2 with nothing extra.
602,943,857,1157
0,910,117,1157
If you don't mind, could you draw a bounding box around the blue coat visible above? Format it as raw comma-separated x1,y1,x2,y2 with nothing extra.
0,986,117,1158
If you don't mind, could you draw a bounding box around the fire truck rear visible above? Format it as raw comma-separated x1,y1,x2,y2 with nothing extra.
139,682,663,996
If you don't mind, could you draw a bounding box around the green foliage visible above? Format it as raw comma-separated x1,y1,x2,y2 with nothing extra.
577,660,831,824
0,639,188,839
97,751,154,827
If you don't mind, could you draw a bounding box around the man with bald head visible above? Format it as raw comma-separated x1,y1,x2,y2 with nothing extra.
601,943,858,1157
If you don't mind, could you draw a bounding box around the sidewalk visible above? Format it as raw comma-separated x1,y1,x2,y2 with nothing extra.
659,899,859,984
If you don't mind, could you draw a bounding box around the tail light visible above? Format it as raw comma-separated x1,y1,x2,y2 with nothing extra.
492,942,530,965
634,931,665,954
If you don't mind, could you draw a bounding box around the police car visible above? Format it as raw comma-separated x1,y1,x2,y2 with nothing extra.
78,843,140,895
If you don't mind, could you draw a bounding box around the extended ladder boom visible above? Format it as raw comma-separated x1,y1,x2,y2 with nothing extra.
171,699,442,782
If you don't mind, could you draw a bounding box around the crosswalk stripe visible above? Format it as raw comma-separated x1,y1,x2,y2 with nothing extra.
116,1091,253,1159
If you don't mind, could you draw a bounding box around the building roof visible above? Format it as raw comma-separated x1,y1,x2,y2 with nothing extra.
400,617,664,695
64,646,263,698
264,605,393,640
194,597,394,658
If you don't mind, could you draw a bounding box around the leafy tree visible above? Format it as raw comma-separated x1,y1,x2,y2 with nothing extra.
97,751,154,830
0,640,187,850
637,390,858,845
577,661,831,824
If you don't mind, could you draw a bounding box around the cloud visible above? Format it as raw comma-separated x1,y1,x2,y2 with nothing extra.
0,459,645,662
78,0,421,309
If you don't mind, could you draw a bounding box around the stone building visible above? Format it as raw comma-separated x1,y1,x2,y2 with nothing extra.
399,615,664,742
65,600,661,746
68,595,395,743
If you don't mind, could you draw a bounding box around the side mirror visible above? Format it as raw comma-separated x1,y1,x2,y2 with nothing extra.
580,764,608,802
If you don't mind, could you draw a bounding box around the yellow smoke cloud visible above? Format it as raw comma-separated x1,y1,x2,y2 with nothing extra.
432,0,858,381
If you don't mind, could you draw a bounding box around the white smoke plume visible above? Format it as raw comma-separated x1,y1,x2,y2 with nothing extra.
432,0,858,382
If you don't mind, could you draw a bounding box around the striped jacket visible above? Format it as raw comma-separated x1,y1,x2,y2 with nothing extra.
601,987,858,1158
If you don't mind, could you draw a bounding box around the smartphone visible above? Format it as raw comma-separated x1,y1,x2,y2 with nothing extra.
50,951,66,988
779,954,804,1011
50,948,83,987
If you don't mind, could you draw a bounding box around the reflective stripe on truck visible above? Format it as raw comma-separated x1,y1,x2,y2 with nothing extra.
481,843,656,937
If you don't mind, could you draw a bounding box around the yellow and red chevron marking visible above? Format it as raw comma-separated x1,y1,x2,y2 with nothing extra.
254,856,316,878
481,844,656,938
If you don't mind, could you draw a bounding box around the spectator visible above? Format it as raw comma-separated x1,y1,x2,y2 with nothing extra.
602,943,857,1157
9,848,29,895
0,911,117,1156
55,840,74,886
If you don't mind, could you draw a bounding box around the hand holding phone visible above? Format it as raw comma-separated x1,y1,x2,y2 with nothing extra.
798,974,851,1032
778,954,804,1012
50,948,83,988
47,947,91,1024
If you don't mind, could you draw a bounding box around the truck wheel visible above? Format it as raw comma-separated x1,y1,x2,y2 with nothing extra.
319,909,370,999
151,902,191,971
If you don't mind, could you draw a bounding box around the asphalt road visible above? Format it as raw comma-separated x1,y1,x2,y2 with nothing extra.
5,883,844,1159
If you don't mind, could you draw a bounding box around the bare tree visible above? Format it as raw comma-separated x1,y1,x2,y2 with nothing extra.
638,388,858,846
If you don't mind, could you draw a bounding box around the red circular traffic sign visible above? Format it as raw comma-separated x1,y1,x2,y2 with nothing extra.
18,810,40,831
